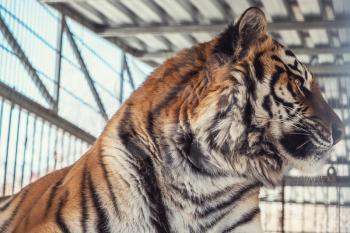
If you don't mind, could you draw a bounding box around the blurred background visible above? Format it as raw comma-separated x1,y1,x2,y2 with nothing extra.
0,0,349,232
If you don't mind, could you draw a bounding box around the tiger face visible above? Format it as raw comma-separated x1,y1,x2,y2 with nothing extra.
191,7,345,186
256,44,345,174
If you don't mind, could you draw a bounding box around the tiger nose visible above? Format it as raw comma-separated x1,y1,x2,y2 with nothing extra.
331,121,345,145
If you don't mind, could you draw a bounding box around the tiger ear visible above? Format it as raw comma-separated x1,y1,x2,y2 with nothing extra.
213,7,267,59
235,7,267,41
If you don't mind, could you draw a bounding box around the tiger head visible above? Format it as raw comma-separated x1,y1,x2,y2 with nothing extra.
176,7,346,186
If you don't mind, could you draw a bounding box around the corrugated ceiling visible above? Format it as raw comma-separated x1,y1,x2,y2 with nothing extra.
43,0,350,70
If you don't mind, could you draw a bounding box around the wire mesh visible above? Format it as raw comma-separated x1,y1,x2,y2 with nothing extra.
0,0,130,193
0,97,90,195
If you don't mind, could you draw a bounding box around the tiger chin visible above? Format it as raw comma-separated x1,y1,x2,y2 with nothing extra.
0,7,345,233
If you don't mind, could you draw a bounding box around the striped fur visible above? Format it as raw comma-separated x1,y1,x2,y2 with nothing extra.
0,7,344,233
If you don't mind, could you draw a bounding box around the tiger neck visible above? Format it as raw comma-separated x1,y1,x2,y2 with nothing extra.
161,165,263,232
149,127,263,232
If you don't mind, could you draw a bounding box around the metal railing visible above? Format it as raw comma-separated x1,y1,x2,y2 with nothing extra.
0,0,140,195
0,95,92,195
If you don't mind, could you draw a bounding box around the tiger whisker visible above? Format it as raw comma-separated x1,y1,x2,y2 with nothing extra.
255,116,310,134
296,139,312,150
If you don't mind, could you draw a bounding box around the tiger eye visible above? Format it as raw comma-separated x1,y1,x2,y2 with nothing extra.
294,79,305,97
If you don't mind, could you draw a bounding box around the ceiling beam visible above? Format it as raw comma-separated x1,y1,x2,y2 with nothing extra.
46,3,100,31
42,0,87,2
138,50,350,76
260,199,350,207
98,19,350,37
45,4,145,58
311,64,350,75
64,19,108,120
283,176,350,187
292,46,350,54
138,46,350,60
141,57,350,76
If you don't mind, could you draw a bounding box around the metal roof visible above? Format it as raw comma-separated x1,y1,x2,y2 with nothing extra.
42,0,350,74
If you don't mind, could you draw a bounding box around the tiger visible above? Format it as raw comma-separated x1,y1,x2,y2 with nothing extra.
0,7,345,233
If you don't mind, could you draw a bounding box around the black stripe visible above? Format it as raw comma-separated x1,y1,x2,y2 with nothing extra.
146,112,161,161
256,160,272,186
215,94,236,121
45,177,64,216
179,137,214,176
272,54,303,78
0,195,12,203
286,82,297,98
213,23,238,57
172,125,228,177
119,109,171,233
285,49,296,58
170,182,236,205
87,171,111,233
300,85,312,98
270,67,294,110
271,55,289,72
288,60,302,74
56,191,71,233
167,193,184,210
241,62,257,100
262,95,273,118
0,195,15,211
80,165,88,233
253,52,265,82
260,141,283,169
100,157,119,218
243,100,253,127
304,69,309,80
207,128,231,157
199,193,260,233
198,208,232,232
240,62,255,128
0,190,28,232
222,207,260,233
197,182,260,217
152,69,199,116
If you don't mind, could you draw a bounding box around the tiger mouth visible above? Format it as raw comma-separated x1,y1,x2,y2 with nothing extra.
279,128,332,159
